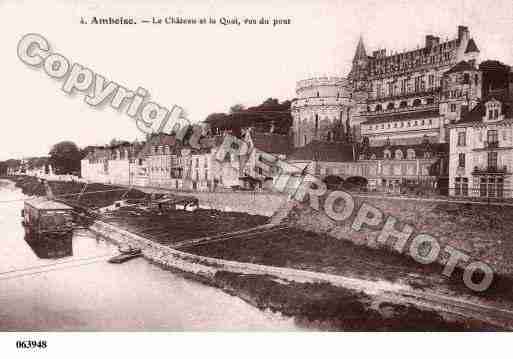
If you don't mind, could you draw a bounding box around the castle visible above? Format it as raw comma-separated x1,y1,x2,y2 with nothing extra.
291,25,481,149
289,25,488,193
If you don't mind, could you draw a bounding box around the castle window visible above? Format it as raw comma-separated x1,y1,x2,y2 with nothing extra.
407,149,416,160
474,74,479,85
450,103,457,112
371,154,376,160
384,150,391,159
424,152,431,159
316,91,319,97
399,101,407,108
413,99,421,107
463,73,470,84
395,149,403,160
428,74,434,87
387,102,395,110
400,79,406,94
487,130,498,146
458,153,466,168
376,104,382,111
487,152,498,170
457,131,466,146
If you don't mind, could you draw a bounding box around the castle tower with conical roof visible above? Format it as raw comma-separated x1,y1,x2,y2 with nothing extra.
348,36,370,92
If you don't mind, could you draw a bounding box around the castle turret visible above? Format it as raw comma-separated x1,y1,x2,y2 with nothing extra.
348,36,370,92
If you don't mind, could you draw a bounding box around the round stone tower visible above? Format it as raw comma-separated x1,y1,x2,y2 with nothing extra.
291,76,353,148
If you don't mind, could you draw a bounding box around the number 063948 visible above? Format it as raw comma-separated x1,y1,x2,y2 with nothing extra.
16,340,47,349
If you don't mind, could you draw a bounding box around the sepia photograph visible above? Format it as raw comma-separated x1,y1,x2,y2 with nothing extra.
1,0,513,356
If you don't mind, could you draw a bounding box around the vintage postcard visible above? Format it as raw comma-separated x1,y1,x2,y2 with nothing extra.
1,0,512,356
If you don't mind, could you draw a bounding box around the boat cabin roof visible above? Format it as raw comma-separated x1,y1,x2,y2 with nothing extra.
25,198,73,211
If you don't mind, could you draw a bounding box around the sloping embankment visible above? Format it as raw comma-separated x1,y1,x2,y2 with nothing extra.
89,220,503,330
281,192,513,277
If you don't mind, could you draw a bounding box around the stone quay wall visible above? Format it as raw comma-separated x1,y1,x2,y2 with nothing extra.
88,220,407,296
131,186,288,217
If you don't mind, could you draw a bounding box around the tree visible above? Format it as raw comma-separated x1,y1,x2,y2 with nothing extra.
204,98,292,136
229,104,245,114
49,141,83,175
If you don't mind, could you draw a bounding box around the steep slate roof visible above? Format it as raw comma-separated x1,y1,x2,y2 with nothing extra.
137,134,179,157
465,38,479,53
353,36,367,61
457,96,513,125
362,109,440,125
445,60,476,75
289,141,355,162
360,142,449,160
251,132,292,155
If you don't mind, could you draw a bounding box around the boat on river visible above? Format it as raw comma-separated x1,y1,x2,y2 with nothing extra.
21,198,74,241
108,248,142,263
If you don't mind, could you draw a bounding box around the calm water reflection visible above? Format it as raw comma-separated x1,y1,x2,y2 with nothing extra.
0,180,298,331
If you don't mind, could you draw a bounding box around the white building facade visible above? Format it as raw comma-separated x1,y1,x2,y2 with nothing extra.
449,98,513,198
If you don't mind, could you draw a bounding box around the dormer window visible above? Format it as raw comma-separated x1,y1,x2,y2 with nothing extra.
395,149,403,160
484,99,502,122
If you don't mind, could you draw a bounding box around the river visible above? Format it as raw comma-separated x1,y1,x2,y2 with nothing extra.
0,180,298,331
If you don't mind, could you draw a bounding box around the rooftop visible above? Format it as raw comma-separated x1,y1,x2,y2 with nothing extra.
251,132,293,155
445,60,477,75
25,198,73,211
289,141,355,162
362,109,440,125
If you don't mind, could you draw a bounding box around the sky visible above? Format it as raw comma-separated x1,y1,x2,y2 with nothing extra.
1,0,513,160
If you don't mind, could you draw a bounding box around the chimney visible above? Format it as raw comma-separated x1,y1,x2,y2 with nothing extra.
372,49,386,59
458,25,469,41
425,35,435,48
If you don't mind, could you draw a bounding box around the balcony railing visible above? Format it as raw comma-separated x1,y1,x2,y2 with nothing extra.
362,102,439,116
484,141,499,149
472,165,508,174
369,87,441,102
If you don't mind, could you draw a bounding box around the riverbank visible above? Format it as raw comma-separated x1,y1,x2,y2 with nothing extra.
9,175,147,209
9,176,512,329
89,220,501,330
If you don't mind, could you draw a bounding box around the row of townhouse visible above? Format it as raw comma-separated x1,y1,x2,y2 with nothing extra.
6,158,53,177
80,130,293,192
448,61,513,199
286,137,448,193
